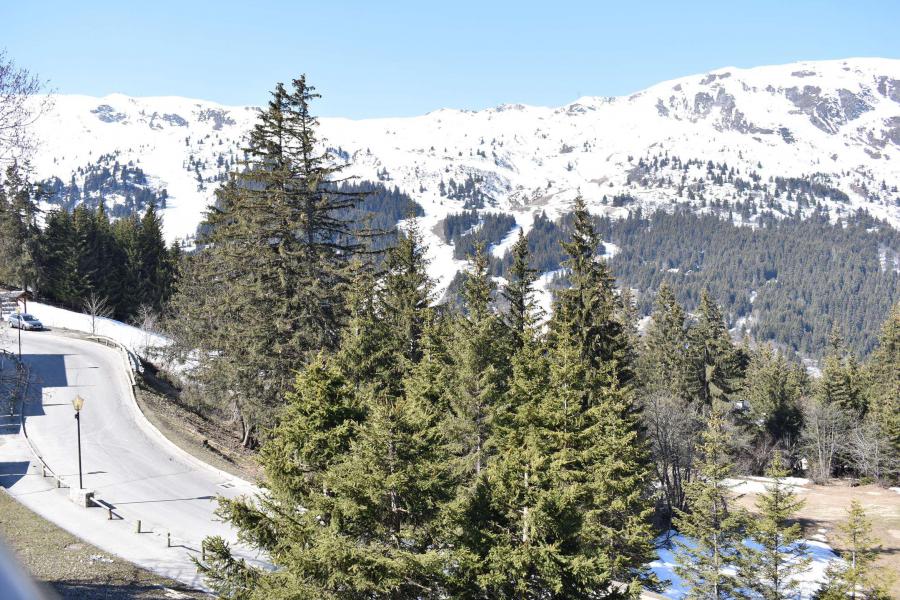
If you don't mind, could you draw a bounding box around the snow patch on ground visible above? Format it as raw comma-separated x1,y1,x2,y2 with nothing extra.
602,241,620,259
724,476,811,496
650,532,838,599
534,268,566,318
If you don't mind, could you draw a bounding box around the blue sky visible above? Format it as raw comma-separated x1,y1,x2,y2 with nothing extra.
7,1,900,118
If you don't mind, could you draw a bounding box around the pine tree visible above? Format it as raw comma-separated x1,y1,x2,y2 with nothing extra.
578,366,658,596
865,304,900,458
743,347,806,457
454,322,565,598
450,214,654,598
640,283,691,401
737,453,811,600
0,163,40,292
674,410,746,599
502,228,538,350
167,76,365,445
335,259,392,390
819,501,891,600
208,329,454,599
445,242,507,478
378,220,435,386
550,196,632,386
256,355,365,501
818,332,866,415
37,209,80,306
687,291,744,409
110,214,142,317
136,204,172,311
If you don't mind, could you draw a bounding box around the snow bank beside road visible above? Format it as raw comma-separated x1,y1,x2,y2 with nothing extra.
22,302,168,356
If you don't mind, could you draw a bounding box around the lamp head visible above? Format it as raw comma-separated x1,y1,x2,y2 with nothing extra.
72,395,85,413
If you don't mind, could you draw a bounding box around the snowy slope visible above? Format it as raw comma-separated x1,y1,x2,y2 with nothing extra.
28,58,900,291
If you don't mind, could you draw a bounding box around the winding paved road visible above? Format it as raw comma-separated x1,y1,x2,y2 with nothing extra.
0,327,261,589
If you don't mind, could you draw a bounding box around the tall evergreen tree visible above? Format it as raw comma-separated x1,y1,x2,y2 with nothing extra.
687,291,744,409
457,309,556,598
550,196,632,386
502,228,539,350
864,304,900,459
168,76,364,444
640,283,691,401
0,163,40,292
110,214,142,317
445,242,507,478
674,410,746,599
737,453,811,600
136,204,172,311
37,209,80,305
818,332,866,415
742,347,807,461
379,220,435,381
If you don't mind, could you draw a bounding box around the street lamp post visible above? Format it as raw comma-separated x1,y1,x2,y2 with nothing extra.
72,395,85,489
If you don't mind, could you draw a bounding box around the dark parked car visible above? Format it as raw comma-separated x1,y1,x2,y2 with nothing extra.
8,313,43,331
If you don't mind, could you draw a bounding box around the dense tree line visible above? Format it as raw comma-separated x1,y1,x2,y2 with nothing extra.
330,180,424,253
639,285,897,599
164,80,653,596
0,162,177,320
441,209,517,259
154,77,900,599
438,173,493,209
190,175,900,598
496,206,899,357
494,211,608,276
39,202,178,318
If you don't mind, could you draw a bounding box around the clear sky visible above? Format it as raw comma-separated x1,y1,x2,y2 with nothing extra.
7,0,900,118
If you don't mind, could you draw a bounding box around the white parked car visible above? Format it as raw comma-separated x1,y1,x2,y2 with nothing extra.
8,313,44,331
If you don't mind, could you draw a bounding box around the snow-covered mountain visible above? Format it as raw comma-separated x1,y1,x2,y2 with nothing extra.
28,57,900,290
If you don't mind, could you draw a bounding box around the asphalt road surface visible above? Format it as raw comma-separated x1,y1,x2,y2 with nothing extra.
0,326,262,588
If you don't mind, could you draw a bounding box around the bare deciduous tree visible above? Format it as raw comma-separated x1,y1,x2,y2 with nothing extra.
0,50,52,161
82,292,113,336
644,391,703,527
133,304,159,359
800,396,850,483
847,417,898,483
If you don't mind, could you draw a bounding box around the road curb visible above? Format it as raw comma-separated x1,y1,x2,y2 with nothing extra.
85,335,256,490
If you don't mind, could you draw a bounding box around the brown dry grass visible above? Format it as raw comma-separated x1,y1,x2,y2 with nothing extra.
734,480,900,597
134,381,262,483
0,489,206,599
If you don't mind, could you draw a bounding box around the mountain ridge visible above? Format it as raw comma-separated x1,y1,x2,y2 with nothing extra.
27,57,900,294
